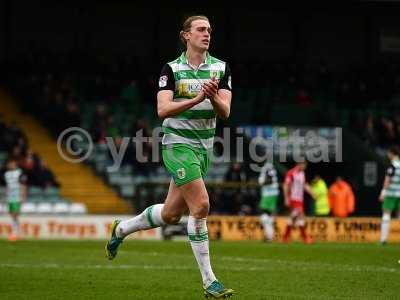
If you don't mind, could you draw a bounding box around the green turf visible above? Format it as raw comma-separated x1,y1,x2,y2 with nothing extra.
0,240,399,299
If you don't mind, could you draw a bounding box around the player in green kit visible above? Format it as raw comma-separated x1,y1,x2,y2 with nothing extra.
106,15,234,298
379,145,400,245
258,160,279,242
3,159,27,242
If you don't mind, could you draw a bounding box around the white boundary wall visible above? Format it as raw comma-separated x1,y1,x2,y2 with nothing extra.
0,215,162,240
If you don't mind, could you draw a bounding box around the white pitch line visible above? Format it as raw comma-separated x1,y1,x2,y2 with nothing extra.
121,250,400,274
0,263,287,272
0,263,194,270
0,259,398,273
219,256,400,273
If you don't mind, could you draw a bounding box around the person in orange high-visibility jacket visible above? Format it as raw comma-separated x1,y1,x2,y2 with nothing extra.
328,176,355,217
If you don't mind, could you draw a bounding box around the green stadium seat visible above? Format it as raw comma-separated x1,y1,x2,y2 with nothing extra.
148,175,169,183
28,196,44,203
120,185,135,198
28,186,43,197
95,161,108,173
47,197,61,203
43,187,60,198
116,176,134,186
108,173,122,185
95,144,109,154
120,165,133,175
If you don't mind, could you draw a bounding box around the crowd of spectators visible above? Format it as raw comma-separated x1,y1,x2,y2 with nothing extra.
353,112,400,153
0,116,60,189
29,74,160,176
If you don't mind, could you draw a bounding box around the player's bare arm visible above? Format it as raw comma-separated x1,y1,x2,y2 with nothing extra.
304,183,316,200
283,182,290,207
157,90,206,119
21,184,27,202
379,175,390,202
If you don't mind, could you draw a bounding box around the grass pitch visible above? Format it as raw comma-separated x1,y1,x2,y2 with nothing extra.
0,240,399,299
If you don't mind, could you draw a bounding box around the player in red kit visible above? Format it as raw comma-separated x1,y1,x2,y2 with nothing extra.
282,161,315,243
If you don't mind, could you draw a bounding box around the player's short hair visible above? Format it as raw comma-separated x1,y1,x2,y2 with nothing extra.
179,15,210,47
388,145,400,156
6,157,17,164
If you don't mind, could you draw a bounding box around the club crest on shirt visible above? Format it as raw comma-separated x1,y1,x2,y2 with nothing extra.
177,168,186,179
210,70,219,79
159,75,168,88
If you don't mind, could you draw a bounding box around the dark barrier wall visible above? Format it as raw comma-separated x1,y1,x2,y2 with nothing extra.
1,1,400,66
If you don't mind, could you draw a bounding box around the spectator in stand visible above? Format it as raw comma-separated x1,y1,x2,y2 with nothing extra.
94,103,109,124
50,92,66,136
90,120,107,144
17,137,28,155
378,117,398,148
225,162,247,182
106,115,120,139
363,113,378,146
64,100,81,129
89,104,106,143
20,150,40,186
34,159,60,188
2,122,27,153
9,146,24,164
130,119,155,176
328,176,355,218
295,88,313,106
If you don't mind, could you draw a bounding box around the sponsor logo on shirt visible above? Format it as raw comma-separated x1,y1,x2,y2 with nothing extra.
177,82,202,97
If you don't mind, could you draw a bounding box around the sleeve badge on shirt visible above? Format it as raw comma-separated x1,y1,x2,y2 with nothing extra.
159,75,168,88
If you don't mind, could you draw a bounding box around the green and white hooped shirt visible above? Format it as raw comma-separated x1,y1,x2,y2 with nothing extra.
385,159,400,198
4,168,26,203
158,52,232,150
259,162,279,199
